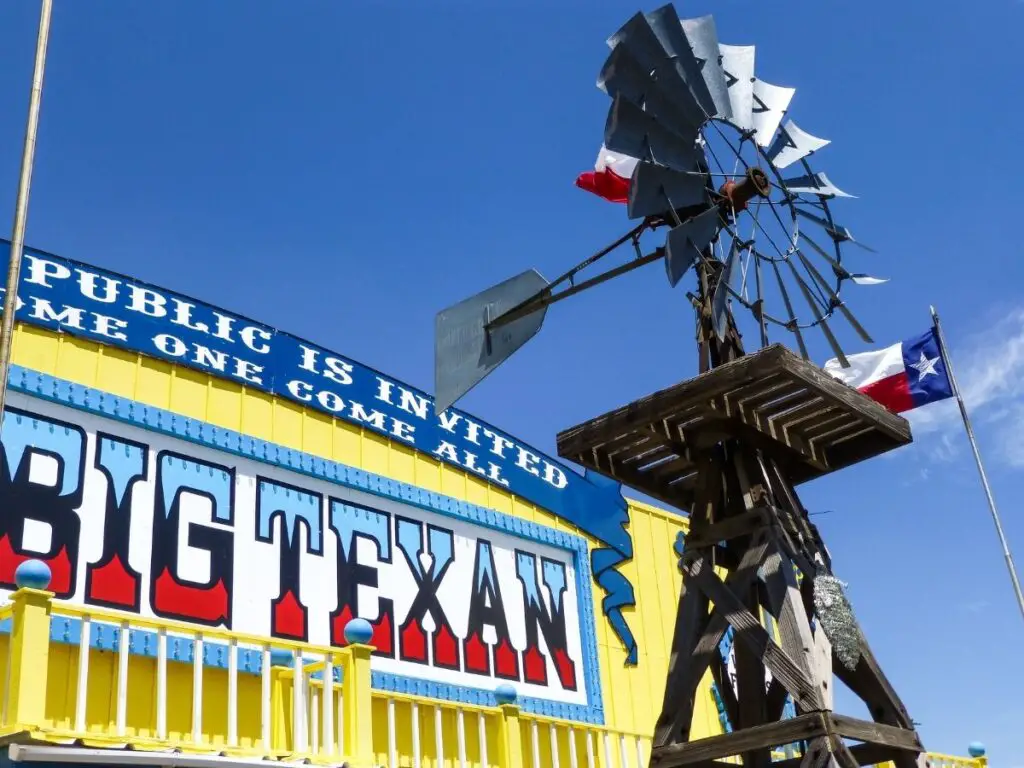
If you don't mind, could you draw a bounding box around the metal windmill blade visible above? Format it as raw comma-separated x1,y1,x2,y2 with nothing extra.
433,3,888,414
719,43,756,130
668,9,889,363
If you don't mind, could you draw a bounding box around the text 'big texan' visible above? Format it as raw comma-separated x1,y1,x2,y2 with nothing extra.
0,390,593,705
0,242,639,665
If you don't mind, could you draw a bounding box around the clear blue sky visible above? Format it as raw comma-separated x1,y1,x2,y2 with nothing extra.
1,0,1021,761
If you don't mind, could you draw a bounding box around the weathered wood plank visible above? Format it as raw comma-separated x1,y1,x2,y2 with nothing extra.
735,637,772,767
800,414,864,444
653,552,714,748
780,352,910,441
785,406,852,437
558,345,909,448
654,533,770,747
626,443,679,469
709,650,739,734
684,508,770,550
651,712,830,767
764,676,789,723
727,381,806,419
772,742,904,768
557,347,790,458
828,737,862,768
760,545,830,712
766,396,828,429
796,737,832,768
829,714,923,752
721,372,791,405
684,557,822,712
653,454,700,482
591,453,692,509
653,461,724,748
710,403,828,474
556,345,912,498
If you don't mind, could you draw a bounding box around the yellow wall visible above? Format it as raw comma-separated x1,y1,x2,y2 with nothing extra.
8,322,722,741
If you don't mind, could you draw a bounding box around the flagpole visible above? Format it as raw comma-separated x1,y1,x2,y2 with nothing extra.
0,0,54,430
930,305,1024,622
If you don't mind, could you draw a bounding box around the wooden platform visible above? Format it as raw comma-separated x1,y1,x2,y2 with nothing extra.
557,344,912,510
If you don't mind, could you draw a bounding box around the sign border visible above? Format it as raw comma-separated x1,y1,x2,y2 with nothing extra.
3,363,605,723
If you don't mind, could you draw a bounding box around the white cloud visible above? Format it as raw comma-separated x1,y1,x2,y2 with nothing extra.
905,307,1024,466
958,598,990,614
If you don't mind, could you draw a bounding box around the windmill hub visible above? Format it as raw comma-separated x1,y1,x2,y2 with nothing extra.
718,167,771,214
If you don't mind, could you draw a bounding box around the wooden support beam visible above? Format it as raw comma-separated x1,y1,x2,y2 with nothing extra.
709,650,738,733
683,554,823,712
556,345,911,497
654,460,724,748
654,552,713,748
796,737,833,768
685,507,770,550
654,534,771,747
759,545,833,712
653,711,924,768
764,677,789,723
735,581,771,768
704,409,827,477
771,742,911,768
651,712,831,767
590,447,693,509
830,714,924,752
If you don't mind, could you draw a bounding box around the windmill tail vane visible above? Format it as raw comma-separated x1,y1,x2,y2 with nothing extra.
434,2,887,415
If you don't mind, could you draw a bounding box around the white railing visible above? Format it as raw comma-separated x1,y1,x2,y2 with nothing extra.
1,588,371,761
0,577,991,768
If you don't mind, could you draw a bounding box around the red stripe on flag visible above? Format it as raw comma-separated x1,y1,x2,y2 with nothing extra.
859,372,914,413
575,169,630,204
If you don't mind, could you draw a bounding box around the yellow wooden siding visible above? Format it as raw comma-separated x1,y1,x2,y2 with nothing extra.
8,323,720,740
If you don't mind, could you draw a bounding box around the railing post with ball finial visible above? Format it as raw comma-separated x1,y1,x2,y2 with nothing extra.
340,619,375,767
493,684,523,768
968,742,987,768
7,560,54,731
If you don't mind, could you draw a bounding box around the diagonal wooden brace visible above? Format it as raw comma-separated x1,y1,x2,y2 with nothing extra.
653,532,771,747
683,553,824,712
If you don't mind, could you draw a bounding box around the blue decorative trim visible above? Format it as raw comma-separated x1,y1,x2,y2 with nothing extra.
4,365,604,723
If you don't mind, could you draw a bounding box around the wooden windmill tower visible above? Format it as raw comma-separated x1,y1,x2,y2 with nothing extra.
434,5,927,768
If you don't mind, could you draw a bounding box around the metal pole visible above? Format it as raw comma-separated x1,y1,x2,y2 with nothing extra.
930,305,1024,622
0,0,54,428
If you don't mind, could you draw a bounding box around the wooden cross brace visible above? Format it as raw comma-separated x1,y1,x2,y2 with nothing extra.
649,447,926,768
554,346,926,768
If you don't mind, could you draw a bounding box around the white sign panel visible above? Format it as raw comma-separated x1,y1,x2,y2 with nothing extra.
0,387,600,716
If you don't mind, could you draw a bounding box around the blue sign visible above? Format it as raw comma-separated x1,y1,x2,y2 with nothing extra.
0,241,640,664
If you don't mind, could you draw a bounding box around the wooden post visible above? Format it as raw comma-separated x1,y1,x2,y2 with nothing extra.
494,685,523,768
340,619,375,768
7,561,54,731
268,649,293,752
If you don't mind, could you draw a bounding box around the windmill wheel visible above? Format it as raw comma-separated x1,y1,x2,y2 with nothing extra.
599,5,886,366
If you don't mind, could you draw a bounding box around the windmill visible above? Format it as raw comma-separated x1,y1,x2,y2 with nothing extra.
435,6,926,768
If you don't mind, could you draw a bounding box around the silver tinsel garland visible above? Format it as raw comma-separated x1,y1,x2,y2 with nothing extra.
812,574,863,671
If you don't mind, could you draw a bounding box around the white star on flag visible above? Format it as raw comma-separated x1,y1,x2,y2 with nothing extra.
910,352,939,379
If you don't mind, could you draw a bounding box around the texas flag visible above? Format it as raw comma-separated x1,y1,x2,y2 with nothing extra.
574,145,638,204
823,328,954,414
